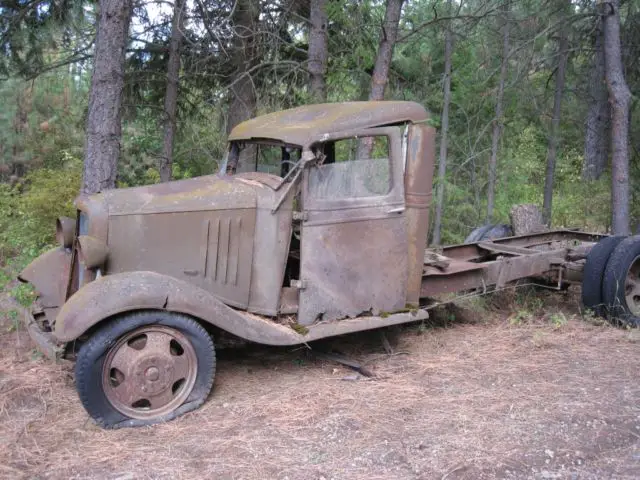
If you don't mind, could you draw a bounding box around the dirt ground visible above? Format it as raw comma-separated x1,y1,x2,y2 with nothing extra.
1,288,640,480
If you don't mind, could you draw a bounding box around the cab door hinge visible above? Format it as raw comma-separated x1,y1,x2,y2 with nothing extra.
290,279,307,290
292,211,308,221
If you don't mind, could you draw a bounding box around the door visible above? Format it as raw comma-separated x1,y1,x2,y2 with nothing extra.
297,126,408,325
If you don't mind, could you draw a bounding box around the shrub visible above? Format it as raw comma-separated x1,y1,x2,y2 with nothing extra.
0,151,81,256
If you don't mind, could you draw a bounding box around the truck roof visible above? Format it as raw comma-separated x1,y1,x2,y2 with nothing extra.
228,101,429,147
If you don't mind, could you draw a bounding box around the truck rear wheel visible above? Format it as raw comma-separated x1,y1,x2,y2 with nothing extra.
464,223,513,244
465,224,494,243
581,236,625,316
601,236,640,326
75,311,215,428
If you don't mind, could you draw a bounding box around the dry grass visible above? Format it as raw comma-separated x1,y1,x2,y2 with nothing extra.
1,288,640,479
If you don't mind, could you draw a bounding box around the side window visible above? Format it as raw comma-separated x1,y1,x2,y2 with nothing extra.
308,135,391,200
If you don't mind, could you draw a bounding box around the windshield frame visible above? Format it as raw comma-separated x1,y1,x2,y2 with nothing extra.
219,139,303,177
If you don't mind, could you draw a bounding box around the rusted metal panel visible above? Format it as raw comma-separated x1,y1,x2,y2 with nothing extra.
477,241,536,256
102,175,256,216
53,271,292,344
420,249,568,297
18,247,71,308
298,126,408,325
405,124,436,305
440,230,607,262
107,209,256,308
245,176,293,316
279,287,299,314
423,259,486,276
52,269,430,346
20,308,65,360
298,217,409,325
229,101,428,147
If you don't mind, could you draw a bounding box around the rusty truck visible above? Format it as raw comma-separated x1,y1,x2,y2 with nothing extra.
18,101,640,428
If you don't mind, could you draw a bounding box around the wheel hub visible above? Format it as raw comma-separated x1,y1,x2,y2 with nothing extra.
624,257,640,316
145,366,159,381
133,355,174,395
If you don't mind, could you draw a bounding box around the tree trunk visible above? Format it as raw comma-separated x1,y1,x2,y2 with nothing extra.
227,0,259,134
431,0,453,246
486,0,510,223
602,0,631,235
542,20,569,226
369,0,404,101
82,0,132,195
357,0,404,159
226,0,260,173
510,204,546,236
582,17,609,181
159,0,186,183
308,0,328,103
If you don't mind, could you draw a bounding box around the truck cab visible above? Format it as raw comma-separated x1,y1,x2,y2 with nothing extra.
223,101,435,325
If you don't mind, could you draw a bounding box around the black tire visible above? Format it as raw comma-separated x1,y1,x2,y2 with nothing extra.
602,236,640,326
581,235,626,316
482,223,513,240
465,224,494,244
75,311,216,429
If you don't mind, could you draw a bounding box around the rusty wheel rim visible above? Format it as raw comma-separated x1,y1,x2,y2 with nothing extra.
624,256,640,316
102,326,198,420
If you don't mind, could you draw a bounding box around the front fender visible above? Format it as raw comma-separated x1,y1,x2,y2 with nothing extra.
19,247,71,308
54,271,303,345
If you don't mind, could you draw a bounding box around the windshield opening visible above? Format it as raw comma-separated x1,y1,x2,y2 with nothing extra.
220,140,302,177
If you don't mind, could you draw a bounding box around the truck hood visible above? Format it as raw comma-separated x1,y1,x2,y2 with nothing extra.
95,173,282,216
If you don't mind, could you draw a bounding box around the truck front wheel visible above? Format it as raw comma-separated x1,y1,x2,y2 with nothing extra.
75,311,216,428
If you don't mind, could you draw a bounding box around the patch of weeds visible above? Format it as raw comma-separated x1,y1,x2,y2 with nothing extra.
0,269,11,291
293,358,305,367
549,312,568,328
30,349,44,361
510,310,532,325
290,323,309,335
515,289,544,312
455,295,488,313
580,308,608,326
531,331,548,348
6,309,20,332
417,321,427,334
12,283,36,307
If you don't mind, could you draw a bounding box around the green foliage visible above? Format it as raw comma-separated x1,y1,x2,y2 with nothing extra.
0,74,87,171
0,268,11,290
12,283,36,307
30,349,44,361
5,310,20,333
492,127,611,232
510,310,533,326
0,152,81,254
549,312,567,329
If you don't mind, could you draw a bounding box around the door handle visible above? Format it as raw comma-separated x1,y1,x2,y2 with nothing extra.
387,206,405,214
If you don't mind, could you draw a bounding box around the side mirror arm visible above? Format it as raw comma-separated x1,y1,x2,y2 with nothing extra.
271,149,315,214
